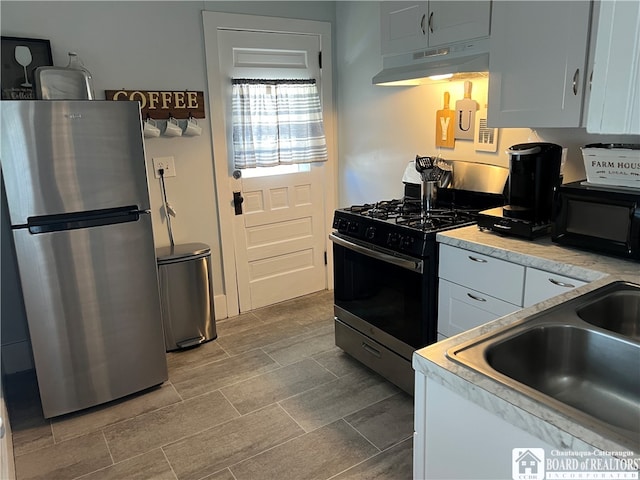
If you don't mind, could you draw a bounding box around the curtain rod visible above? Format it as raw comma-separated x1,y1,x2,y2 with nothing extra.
232,78,316,85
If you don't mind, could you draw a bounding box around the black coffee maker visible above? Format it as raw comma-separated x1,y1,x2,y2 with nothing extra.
477,142,563,238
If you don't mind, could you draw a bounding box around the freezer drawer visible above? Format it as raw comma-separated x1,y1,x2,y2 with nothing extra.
12,214,167,418
0,100,151,223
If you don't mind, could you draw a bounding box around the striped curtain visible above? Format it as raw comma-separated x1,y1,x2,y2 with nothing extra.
231,79,328,169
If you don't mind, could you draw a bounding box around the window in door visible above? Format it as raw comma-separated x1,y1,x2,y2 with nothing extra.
231,78,328,178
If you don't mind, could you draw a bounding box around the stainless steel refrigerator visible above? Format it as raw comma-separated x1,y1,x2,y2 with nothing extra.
0,100,168,418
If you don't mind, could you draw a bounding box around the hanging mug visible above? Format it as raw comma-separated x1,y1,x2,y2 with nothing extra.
183,117,202,136
143,118,160,138
163,116,182,137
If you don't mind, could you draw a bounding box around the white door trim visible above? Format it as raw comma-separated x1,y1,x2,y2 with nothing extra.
202,12,337,317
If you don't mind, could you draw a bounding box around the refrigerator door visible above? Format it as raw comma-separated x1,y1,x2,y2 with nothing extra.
0,100,151,225
12,214,167,418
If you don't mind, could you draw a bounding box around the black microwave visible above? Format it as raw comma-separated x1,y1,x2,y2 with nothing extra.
552,181,640,260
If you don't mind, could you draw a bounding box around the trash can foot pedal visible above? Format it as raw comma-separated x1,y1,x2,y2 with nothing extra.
177,335,206,349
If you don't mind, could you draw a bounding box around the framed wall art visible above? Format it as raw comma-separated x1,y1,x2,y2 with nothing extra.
1,36,53,100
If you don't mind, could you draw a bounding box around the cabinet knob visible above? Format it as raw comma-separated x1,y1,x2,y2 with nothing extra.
572,68,580,96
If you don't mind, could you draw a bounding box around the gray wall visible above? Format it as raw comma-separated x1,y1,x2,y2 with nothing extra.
0,1,336,373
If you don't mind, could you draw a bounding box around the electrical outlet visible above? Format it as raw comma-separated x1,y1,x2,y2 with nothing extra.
153,156,176,178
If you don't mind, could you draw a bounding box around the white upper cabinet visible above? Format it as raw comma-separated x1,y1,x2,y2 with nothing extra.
380,1,492,56
586,0,640,135
487,1,593,128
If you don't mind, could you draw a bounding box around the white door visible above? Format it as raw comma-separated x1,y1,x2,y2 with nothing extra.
203,14,336,315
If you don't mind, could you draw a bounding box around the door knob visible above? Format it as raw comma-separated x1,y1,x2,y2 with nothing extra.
233,191,244,215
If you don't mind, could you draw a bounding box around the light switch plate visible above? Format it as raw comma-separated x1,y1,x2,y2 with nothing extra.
152,156,176,178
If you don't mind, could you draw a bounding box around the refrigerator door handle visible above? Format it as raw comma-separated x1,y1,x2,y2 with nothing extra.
27,206,140,234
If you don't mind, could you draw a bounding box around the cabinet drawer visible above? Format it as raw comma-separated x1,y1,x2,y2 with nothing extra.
438,279,521,338
439,244,525,305
523,267,588,307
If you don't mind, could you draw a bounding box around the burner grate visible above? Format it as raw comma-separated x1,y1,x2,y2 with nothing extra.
395,210,475,231
343,199,480,233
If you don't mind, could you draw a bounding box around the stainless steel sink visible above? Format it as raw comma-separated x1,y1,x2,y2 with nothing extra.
486,325,638,432
577,283,640,341
447,281,640,450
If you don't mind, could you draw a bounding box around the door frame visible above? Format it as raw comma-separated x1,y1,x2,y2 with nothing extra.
202,12,337,318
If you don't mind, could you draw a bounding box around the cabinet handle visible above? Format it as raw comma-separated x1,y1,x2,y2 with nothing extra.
548,278,575,289
428,11,434,33
589,70,593,91
420,13,426,35
572,68,580,96
468,255,488,263
467,292,487,302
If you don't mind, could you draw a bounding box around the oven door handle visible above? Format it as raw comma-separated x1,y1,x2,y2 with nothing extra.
329,233,423,273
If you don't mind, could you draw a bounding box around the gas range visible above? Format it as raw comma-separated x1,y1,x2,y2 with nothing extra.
330,190,506,395
332,199,479,258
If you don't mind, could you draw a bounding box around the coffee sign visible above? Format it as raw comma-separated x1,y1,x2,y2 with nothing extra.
106,90,205,119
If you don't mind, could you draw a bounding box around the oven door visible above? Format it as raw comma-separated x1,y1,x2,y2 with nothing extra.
330,232,433,358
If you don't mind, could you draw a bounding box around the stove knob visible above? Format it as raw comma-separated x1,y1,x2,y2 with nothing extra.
365,226,376,240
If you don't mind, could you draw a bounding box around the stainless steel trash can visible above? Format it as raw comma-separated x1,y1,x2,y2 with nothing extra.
156,243,217,351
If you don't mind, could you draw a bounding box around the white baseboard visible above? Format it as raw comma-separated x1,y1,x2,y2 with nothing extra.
214,294,228,320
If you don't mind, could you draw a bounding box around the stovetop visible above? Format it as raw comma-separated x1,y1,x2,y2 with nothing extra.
343,198,479,230
332,198,482,258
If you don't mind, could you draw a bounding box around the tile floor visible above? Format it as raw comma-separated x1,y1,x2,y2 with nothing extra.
4,290,414,480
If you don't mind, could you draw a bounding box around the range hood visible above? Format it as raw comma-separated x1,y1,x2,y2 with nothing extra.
373,38,489,86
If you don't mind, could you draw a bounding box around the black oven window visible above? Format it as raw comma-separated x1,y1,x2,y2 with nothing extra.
566,200,630,242
333,244,426,348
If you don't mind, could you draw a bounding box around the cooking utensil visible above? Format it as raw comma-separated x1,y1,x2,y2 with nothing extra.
455,81,478,140
415,155,434,181
430,158,453,188
415,156,441,211
422,180,438,212
436,91,455,148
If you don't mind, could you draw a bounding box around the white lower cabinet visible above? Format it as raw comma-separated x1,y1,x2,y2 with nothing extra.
524,267,588,308
438,279,520,338
439,244,525,305
437,244,588,339
414,373,592,480
438,244,525,338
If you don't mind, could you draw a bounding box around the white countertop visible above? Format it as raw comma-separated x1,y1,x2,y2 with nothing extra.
414,225,640,456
